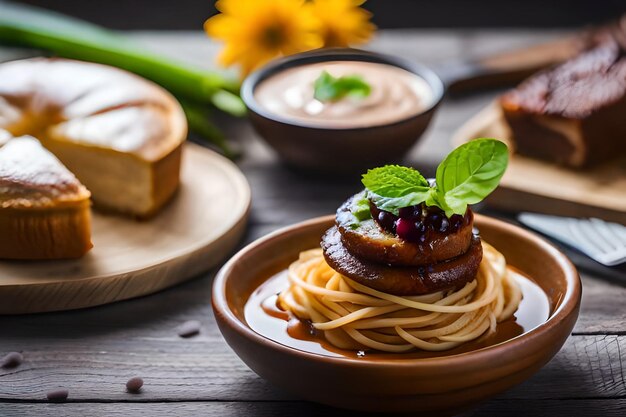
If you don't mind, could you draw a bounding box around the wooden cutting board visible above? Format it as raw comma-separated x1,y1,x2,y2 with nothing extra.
0,142,251,314
452,102,626,224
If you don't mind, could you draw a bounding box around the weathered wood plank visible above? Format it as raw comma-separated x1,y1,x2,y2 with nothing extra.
1,333,624,401
1,399,625,417
575,275,626,334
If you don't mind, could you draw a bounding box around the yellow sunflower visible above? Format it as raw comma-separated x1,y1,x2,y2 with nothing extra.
309,0,376,47
205,0,323,76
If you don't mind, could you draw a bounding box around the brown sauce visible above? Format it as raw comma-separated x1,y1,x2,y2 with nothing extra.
244,267,551,360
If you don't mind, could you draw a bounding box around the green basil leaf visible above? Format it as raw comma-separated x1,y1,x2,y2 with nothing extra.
362,165,429,198
313,71,336,102
435,138,508,216
424,187,446,210
313,70,371,102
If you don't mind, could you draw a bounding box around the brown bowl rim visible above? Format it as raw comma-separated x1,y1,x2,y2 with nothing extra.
240,47,445,131
213,213,581,367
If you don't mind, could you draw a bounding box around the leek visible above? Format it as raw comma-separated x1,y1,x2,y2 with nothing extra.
0,1,246,157
180,100,240,159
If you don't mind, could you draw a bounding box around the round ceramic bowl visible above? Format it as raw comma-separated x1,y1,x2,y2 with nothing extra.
241,48,444,174
212,214,581,414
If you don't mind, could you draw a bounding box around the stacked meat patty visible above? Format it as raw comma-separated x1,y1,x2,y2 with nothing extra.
322,192,483,295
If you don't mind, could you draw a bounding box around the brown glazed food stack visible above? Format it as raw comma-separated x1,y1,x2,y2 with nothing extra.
322,193,481,295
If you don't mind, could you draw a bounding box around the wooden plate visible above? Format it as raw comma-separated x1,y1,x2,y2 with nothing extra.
0,143,251,314
452,102,626,224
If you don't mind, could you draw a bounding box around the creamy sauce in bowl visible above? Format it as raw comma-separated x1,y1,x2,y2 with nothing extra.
254,61,434,129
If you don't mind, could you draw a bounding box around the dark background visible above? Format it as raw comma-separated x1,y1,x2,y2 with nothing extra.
12,0,626,30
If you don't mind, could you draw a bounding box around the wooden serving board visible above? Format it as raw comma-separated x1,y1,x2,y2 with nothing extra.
0,143,251,314
452,102,626,224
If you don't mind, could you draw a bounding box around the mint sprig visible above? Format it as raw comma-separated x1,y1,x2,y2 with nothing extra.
313,70,371,102
361,139,509,217
362,165,429,197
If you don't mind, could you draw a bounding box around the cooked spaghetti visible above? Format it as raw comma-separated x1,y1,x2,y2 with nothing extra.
277,241,522,352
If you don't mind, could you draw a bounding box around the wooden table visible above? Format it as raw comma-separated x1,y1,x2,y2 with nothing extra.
1,30,624,417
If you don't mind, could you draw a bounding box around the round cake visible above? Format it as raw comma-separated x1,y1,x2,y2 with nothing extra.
0,57,187,218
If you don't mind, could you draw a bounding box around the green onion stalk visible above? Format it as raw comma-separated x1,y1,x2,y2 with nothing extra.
0,1,246,157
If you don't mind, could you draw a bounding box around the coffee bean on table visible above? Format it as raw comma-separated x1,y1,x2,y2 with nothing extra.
126,376,144,393
177,320,201,338
1,352,23,368
46,388,69,402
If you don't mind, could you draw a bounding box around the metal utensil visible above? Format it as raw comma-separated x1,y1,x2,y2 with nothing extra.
518,213,626,266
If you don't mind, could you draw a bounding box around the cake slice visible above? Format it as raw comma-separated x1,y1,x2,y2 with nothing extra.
44,104,184,218
0,136,92,259
500,32,626,168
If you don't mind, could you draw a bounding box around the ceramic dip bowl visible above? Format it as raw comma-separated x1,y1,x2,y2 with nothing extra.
241,48,445,174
